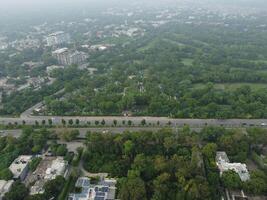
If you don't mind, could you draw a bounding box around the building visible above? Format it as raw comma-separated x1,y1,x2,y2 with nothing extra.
52,48,70,65
30,157,68,195
52,48,88,66
46,31,70,46
216,152,250,182
69,51,88,65
0,180,14,200
44,157,68,180
68,177,117,200
9,155,32,181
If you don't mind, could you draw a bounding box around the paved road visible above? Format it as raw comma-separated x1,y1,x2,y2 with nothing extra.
1,115,267,128
1,97,267,128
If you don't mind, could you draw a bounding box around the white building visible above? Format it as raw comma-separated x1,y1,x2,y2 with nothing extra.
46,31,70,46
30,157,68,195
69,51,88,65
52,48,88,66
52,48,70,66
9,155,32,181
68,177,117,200
216,152,250,182
0,180,14,200
44,157,67,180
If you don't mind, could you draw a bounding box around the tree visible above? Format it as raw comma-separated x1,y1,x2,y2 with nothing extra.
0,168,13,180
62,130,79,141
113,120,118,126
123,140,134,157
202,143,217,160
48,119,53,126
75,119,80,126
68,119,73,126
25,194,45,200
163,136,177,155
185,177,212,200
101,119,105,126
56,145,67,156
141,119,146,126
243,170,267,195
128,120,132,126
29,157,42,171
4,181,28,200
41,120,46,126
221,170,242,189
118,177,147,200
152,173,176,200
44,176,65,199
62,119,66,126
95,120,99,126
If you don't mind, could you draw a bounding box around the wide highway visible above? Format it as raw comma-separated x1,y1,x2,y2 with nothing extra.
0,101,266,128
0,115,266,128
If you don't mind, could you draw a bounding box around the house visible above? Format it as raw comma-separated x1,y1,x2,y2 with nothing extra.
9,155,32,181
216,152,250,182
68,177,117,200
0,180,14,200
30,157,68,195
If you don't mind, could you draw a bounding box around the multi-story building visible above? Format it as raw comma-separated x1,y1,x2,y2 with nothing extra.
52,48,70,66
69,51,88,65
52,48,88,66
9,155,32,181
46,31,70,46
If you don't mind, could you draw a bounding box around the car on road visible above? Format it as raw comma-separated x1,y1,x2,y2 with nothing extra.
261,123,267,126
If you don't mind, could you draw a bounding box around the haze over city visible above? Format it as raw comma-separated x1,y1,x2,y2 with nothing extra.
0,0,267,200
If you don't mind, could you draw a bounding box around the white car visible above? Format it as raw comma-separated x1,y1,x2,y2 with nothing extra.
260,123,267,126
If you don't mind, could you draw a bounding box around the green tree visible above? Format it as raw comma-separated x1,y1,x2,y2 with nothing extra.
123,140,134,157
48,119,53,126
68,119,73,126
221,170,242,189
0,168,13,180
141,119,146,126
62,119,66,126
128,120,132,126
56,145,67,156
4,181,28,200
44,176,65,199
118,177,147,200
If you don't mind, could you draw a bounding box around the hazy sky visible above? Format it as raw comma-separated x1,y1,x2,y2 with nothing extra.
0,0,266,22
